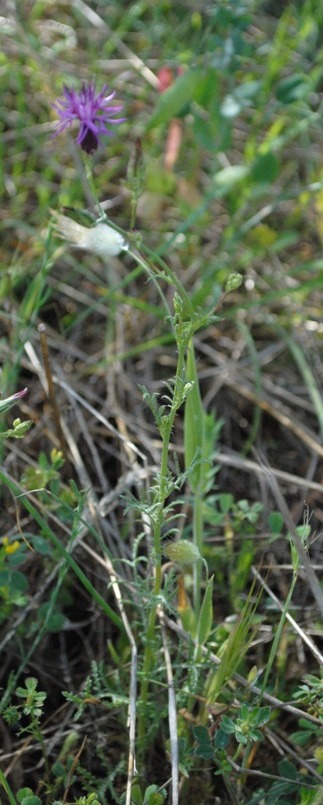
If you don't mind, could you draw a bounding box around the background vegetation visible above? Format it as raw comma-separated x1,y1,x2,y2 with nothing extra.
0,1,323,803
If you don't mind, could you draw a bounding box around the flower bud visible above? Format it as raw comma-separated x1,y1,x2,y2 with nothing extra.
225,273,243,293
164,539,201,567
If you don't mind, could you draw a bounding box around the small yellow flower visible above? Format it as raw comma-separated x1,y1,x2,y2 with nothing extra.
50,448,64,466
3,536,20,555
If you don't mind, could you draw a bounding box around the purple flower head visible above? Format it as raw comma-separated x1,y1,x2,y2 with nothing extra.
52,81,125,154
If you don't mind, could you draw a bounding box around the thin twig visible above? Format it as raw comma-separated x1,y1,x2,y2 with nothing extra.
99,551,138,805
257,453,323,618
62,530,138,790
214,450,323,494
159,606,179,805
228,756,321,788
38,323,71,465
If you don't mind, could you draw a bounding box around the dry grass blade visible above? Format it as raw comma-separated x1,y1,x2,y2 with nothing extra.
215,450,323,494
159,606,179,805
258,455,323,618
72,0,158,86
251,566,323,665
228,379,323,459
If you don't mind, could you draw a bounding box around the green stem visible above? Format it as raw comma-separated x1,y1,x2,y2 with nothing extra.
138,340,187,746
127,243,193,320
34,721,51,787
130,196,137,231
193,487,203,614
83,154,106,220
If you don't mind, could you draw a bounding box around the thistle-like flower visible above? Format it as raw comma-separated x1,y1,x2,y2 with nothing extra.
52,81,125,153
51,211,127,258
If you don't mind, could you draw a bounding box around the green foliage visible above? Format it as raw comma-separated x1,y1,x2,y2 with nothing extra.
21,448,65,492
292,674,323,719
192,725,214,760
129,783,166,805
63,660,129,722
0,417,32,439
196,575,214,646
147,68,203,130
17,791,42,805
218,703,271,746
290,717,323,750
206,584,262,703
184,339,207,493
0,536,28,620
0,389,31,442
203,494,263,606
265,759,310,804
15,676,46,719
1,1,323,802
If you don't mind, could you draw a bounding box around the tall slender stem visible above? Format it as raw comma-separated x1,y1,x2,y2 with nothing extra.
193,487,203,613
138,339,187,745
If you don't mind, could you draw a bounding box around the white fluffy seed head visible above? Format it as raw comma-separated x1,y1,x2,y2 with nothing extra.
52,212,127,258
85,223,127,257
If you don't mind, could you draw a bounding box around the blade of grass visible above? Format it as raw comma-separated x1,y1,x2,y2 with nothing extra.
0,471,123,630
282,331,323,436
0,769,17,805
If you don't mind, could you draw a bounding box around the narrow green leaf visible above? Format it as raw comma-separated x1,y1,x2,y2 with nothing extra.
0,769,17,805
184,338,204,491
197,575,214,646
147,69,202,130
